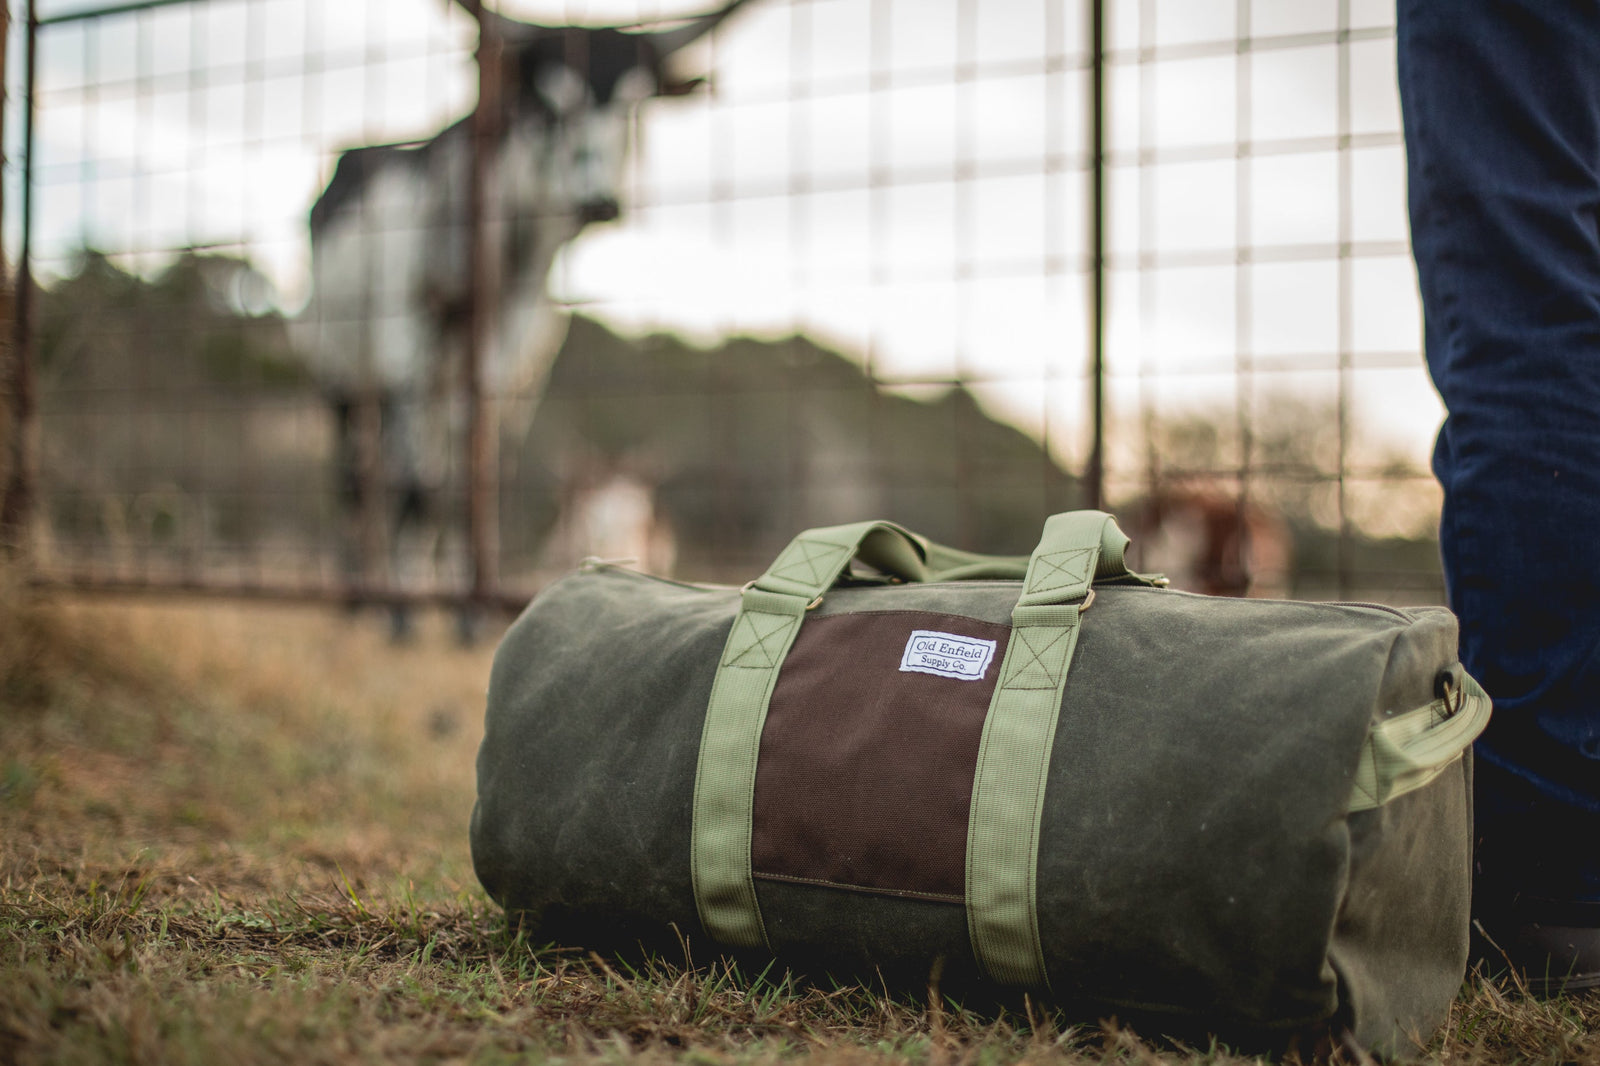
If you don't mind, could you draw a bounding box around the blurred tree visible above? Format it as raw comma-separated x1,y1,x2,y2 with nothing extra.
32,251,323,572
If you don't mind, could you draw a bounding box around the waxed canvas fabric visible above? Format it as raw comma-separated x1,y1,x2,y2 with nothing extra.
472,566,1475,1055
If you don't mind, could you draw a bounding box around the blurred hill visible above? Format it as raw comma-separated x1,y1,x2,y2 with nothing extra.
510,316,1083,577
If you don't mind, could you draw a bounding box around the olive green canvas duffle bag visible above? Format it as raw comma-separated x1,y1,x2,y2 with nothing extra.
472,511,1490,1053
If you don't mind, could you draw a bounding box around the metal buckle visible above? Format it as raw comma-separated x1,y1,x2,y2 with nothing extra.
1439,676,1465,718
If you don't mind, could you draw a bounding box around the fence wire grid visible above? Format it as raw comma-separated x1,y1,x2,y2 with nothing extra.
1,0,1446,615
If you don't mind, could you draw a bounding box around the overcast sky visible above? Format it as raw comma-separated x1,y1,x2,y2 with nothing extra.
9,0,1442,535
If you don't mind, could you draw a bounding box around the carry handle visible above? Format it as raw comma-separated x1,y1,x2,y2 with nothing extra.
965,508,1136,989
749,520,930,602
1348,664,1492,812
752,511,1159,605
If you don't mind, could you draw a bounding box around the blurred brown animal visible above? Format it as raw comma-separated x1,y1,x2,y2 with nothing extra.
1125,489,1291,598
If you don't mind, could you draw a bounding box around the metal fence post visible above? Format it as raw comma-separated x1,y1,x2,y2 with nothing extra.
0,0,9,547
1,3,37,562
467,2,502,608
1086,0,1107,511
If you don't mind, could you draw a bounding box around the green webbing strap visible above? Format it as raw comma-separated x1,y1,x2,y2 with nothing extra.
922,542,1030,582
691,520,926,949
1349,666,1492,812
965,511,1126,988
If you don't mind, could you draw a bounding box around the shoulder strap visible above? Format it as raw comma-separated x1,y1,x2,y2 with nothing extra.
965,511,1123,988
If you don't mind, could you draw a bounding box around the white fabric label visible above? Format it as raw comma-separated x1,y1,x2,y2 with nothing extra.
899,629,998,681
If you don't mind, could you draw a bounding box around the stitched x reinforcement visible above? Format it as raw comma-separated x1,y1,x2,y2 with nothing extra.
1025,548,1096,597
722,612,799,669
770,538,851,589
1001,626,1075,690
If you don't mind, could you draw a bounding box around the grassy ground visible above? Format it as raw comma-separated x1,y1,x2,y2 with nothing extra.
1,582,1596,1065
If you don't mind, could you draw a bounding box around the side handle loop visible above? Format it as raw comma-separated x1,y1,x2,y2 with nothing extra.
1348,665,1491,812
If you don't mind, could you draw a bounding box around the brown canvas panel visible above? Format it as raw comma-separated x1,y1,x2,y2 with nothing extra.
750,610,1011,900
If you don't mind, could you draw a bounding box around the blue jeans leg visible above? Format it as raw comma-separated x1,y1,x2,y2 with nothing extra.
1398,0,1600,902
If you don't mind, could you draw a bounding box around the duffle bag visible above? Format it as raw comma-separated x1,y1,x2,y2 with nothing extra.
471,511,1490,1053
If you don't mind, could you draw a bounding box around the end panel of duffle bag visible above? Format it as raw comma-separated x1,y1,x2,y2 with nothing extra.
1330,739,1476,1055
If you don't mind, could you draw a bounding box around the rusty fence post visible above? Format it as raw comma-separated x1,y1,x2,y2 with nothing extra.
0,0,10,550
1,3,36,564
466,2,503,608
1085,0,1107,512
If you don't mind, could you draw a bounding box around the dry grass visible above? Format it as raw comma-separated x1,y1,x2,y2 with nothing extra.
1,579,1596,1065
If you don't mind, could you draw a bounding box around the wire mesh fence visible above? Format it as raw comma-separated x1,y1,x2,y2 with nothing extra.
2,0,1445,615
